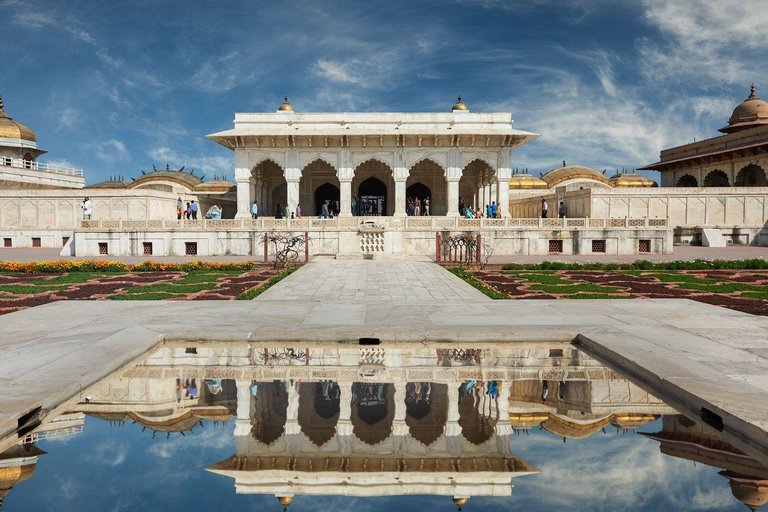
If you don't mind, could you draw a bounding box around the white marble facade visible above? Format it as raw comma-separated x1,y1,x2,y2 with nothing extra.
207,111,539,219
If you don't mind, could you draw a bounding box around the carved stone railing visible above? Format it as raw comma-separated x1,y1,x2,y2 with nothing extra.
77,216,669,231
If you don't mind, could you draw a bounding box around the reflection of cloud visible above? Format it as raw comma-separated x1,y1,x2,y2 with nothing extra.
504,429,739,512
146,423,233,459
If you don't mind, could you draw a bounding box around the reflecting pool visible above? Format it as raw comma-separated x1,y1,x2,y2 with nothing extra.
1,343,766,511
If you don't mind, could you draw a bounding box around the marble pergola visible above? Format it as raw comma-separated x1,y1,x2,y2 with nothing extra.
207,98,539,218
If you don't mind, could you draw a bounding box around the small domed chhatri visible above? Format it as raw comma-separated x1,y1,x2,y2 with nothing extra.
452,95,469,112
0,94,37,143
609,172,658,188
508,173,548,190
720,83,768,133
541,164,613,189
278,96,294,112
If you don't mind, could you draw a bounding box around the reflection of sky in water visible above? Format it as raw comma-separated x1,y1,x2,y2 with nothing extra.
5,416,745,512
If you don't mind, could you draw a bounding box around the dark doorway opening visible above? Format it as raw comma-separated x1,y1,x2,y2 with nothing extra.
314,182,340,216
358,177,387,216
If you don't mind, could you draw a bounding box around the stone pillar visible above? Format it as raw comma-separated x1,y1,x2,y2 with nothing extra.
234,379,252,438
339,179,353,217
393,149,408,218
337,381,353,457
392,382,408,456
445,383,462,457
286,179,300,216
447,178,460,217
496,178,509,217
234,150,252,219
235,178,251,219
285,384,300,435
446,148,461,217
393,178,407,217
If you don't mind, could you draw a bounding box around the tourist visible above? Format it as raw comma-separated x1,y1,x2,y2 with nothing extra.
351,196,357,216
486,204,492,218
321,200,330,219
541,198,548,218
251,200,258,219
491,201,498,218
189,200,198,219
541,381,549,401
275,203,283,219
559,200,566,218
81,197,92,220
284,204,290,219
414,198,420,216
424,196,430,216
185,202,191,219
496,205,503,217
296,203,302,218
459,196,464,215
176,197,183,219
465,206,473,218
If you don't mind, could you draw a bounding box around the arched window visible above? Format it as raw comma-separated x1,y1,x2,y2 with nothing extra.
676,174,698,187
735,164,767,186
703,170,729,187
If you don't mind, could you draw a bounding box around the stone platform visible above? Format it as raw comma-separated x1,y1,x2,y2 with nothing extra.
1,290,767,465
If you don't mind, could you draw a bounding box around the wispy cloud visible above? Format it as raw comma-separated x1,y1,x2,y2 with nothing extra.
190,51,258,93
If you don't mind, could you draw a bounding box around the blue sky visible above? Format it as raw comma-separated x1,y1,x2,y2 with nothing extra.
0,0,765,185
6,415,749,512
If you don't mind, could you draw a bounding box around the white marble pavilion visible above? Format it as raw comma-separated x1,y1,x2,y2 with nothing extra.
207,97,539,218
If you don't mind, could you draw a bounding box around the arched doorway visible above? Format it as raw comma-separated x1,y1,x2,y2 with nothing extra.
351,382,394,445
676,174,698,187
458,381,497,445
703,170,729,187
406,183,431,216
358,177,387,216
405,382,448,446
271,182,287,216
251,381,288,445
298,381,340,447
252,159,286,216
407,158,446,215
313,182,340,216
735,164,767,186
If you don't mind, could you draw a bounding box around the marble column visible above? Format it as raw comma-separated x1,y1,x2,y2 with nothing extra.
392,383,408,456
286,179,300,216
445,383,463,457
393,178,407,217
446,178,460,217
496,178,509,217
285,384,300,435
235,178,251,219
337,382,353,457
234,379,252,437
339,179,353,217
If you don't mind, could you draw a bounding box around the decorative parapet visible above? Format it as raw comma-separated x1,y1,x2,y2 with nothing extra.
1,156,84,177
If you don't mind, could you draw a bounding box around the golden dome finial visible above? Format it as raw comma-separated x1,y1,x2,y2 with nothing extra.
452,95,468,112
278,96,294,111
453,497,470,511
277,496,293,511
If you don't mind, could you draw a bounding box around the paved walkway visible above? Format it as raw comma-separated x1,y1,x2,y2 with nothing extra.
256,258,490,302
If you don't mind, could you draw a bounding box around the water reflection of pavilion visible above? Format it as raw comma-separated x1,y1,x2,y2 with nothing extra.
67,343,678,507
643,415,768,511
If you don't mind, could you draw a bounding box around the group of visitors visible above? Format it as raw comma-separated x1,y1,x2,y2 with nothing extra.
175,378,198,402
352,196,380,216
352,382,388,406
176,198,198,219
463,201,502,218
405,382,432,404
463,379,501,399
541,199,566,218
406,196,430,216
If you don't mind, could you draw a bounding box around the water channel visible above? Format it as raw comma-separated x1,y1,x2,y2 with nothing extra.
2,342,765,511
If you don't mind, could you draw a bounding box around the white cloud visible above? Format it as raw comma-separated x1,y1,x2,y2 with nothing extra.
637,0,768,86
190,52,257,93
149,146,232,181
87,139,129,162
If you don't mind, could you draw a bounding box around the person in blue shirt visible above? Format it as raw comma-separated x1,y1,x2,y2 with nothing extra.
486,204,492,218
251,201,258,219
491,201,498,218
465,206,474,218
189,200,198,219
